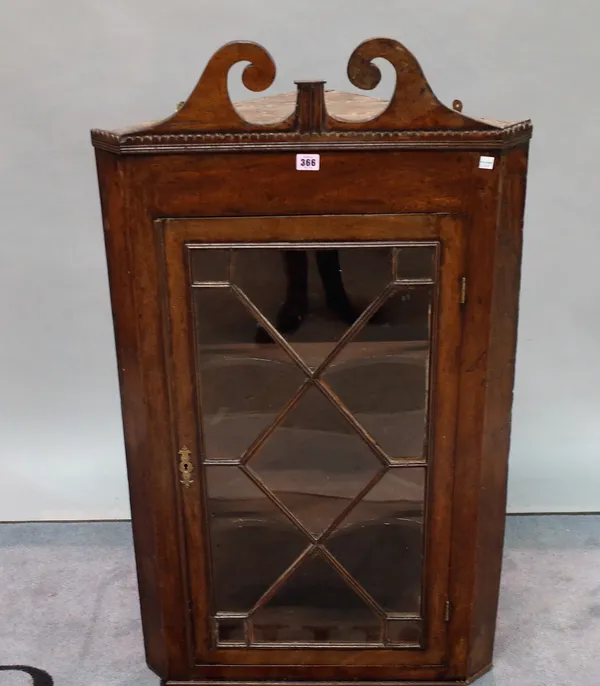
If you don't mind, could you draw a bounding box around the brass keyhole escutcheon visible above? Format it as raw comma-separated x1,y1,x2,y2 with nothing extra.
178,445,194,488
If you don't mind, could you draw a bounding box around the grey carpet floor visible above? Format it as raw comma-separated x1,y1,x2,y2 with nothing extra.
0,516,598,685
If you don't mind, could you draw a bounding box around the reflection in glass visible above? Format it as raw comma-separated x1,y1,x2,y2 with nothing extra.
323,287,432,460
249,385,382,536
216,617,246,644
387,619,422,645
394,245,437,281
205,466,308,613
190,247,231,283
251,552,381,643
233,247,392,369
325,469,425,614
194,287,306,460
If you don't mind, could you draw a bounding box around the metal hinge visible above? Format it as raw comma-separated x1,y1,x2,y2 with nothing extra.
460,277,467,306
444,600,451,622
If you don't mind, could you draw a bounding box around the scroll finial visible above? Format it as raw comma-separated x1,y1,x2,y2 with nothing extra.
328,38,493,131
149,41,292,133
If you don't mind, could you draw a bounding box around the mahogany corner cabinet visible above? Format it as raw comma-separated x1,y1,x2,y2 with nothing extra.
91,38,531,686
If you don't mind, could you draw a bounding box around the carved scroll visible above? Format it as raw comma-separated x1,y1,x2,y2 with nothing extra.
146,41,293,133
327,38,494,131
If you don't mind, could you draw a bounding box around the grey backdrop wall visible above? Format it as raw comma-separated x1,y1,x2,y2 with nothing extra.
1,0,598,520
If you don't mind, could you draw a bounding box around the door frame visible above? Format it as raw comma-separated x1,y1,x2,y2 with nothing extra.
157,213,466,673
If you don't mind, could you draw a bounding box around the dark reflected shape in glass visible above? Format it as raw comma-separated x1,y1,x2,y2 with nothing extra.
193,287,306,460
387,619,422,645
205,466,309,613
251,552,381,644
191,247,231,283
335,247,392,311
394,245,437,281
233,247,392,369
216,617,246,644
323,286,433,460
325,468,426,614
248,385,383,536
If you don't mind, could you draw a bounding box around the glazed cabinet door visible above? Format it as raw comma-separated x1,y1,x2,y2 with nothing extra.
160,213,465,673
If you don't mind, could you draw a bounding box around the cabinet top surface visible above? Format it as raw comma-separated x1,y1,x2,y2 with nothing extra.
91,38,532,155
237,91,521,130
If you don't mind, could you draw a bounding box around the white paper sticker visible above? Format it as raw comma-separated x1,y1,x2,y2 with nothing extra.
296,153,320,171
479,155,495,170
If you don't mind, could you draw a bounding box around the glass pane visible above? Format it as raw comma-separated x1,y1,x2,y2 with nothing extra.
205,465,308,612
394,245,437,281
190,243,438,648
251,552,381,644
233,247,392,370
248,385,383,536
387,619,422,645
216,617,246,644
325,468,426,614
191,247,231,283
194,287,306,460
322,286,432,460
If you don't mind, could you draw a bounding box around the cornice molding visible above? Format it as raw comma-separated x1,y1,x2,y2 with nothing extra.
91,120,532,155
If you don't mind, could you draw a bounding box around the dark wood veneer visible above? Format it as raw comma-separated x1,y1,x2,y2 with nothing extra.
92,38,531,685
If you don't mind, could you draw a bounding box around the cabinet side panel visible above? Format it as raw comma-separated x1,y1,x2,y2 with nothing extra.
447,164,502,678
123,161,195,679
94,150,168,675
467,145,529,675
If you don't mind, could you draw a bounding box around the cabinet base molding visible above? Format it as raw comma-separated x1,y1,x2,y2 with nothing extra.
165,667,493,686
